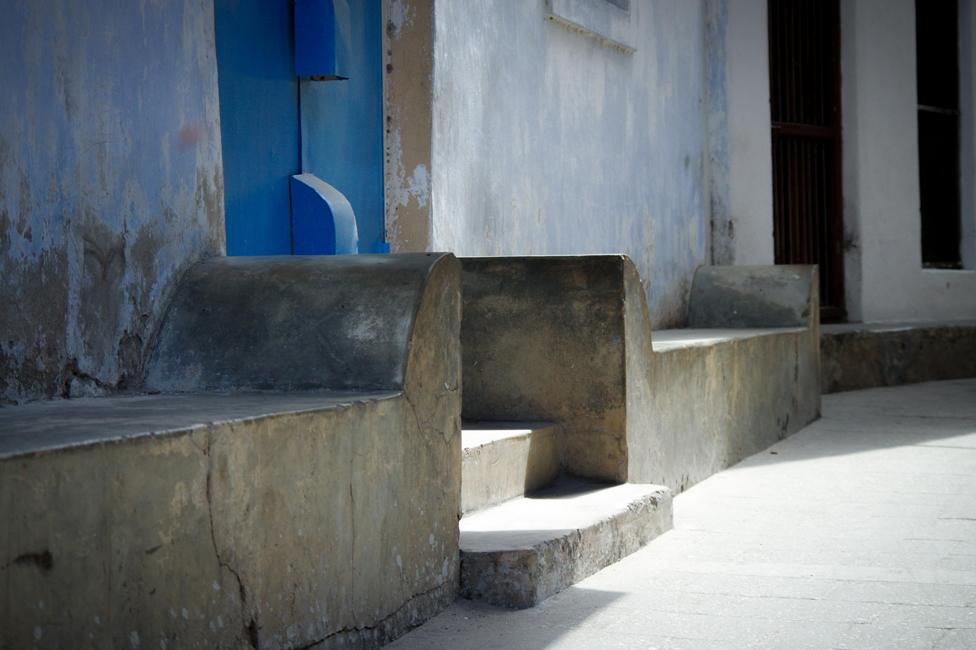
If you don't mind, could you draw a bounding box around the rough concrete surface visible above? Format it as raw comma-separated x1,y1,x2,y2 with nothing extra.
634,325,821,492
688,265,815,328
459,478,672,610
821,320,976,393
0,253,463,649
0,395,456,649
461,256,821,495
0,390,396,459
392,378,976,649
147,253,453,393
627,263,821,492
461,422,561,514
461,257,630,482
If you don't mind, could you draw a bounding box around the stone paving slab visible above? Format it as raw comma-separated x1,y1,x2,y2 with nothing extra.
391,379,976,649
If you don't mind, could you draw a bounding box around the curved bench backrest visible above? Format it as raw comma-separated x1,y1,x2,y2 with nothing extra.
688,265,818,329
145,253,452,392
461,255,639,482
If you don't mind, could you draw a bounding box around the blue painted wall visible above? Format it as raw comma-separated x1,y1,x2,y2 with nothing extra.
300,0,385,253
215,0,300,255
0,0,224,402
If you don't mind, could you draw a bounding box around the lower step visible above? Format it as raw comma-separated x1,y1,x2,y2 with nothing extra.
461,421,560,513
459,477,672,608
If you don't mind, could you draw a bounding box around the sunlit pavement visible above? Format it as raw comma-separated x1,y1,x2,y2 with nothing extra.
391,379,976,649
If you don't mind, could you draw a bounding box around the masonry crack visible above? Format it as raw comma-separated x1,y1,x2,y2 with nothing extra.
403,390,454,445
203,428,257,648
288,583,447,650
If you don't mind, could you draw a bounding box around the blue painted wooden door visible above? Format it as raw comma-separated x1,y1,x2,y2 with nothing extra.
215,0,300,255
215,0,384,256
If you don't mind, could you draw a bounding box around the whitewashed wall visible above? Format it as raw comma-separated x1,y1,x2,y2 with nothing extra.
842,0,976,322
706,0,775,267
430,0,709,326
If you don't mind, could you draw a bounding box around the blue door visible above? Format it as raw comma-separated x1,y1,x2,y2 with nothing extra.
215,0,300,255
215,0,384,256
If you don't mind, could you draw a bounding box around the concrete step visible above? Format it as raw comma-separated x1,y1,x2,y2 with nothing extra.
459,477,672,608
461,421,560,514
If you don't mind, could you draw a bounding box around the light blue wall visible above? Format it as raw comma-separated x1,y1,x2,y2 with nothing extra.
0,0,224,402
431,0,709,326
300,0,385,253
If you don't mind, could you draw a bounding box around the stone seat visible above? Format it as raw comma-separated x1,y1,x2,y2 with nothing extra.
461,257,821,490
821,319,976,393
453,257,819,608
0,390,396,460
1,253,462,650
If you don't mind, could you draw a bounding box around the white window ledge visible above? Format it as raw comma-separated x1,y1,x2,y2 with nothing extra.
545,0,637,53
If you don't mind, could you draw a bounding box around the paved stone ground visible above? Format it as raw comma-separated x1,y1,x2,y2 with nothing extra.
391,379,976,649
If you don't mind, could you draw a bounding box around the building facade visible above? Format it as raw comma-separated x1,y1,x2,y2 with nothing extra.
3,0,976,404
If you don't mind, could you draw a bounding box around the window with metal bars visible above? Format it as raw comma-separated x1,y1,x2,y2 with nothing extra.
917,0,963,268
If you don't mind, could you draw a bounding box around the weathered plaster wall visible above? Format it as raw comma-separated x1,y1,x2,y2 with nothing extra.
430,0,709,326
0,0,224,403
383,0,434,253
842,0,976,322
705,0,775,267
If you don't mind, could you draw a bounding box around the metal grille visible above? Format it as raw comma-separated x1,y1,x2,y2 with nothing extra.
769,0,845,320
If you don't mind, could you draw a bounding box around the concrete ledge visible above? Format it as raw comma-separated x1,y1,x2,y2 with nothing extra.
628,264,820,490
637,327,820,490
461,422,560,514
1,253,462,649
459,478,672,609
821,320,976,393
460,257,821,494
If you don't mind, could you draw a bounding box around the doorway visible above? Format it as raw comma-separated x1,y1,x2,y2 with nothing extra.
214,0,385,256
768,0,845,320
215,0,300,255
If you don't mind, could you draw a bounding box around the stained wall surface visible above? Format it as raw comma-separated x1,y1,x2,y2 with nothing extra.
0,0,225,403
705,0,775,268
429,0,709,326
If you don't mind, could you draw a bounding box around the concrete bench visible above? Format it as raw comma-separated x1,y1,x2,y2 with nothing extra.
0,253,461,650
460,257,820,491
642,265,821,490
821,319,976,393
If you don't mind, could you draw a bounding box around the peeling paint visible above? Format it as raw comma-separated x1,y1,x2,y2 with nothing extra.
388,0,415,37
383,0,434,254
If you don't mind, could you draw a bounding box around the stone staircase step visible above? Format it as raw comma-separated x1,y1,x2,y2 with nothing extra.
461,421,560,514
459,477,672,608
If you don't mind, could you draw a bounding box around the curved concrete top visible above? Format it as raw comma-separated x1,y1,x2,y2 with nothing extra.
145,253,456,392
687,265,818,329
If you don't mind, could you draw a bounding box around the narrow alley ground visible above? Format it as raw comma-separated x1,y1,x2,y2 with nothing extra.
391,379,976,649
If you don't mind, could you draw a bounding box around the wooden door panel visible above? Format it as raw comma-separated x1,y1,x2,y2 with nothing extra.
769,0,845,320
